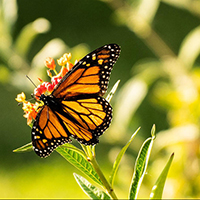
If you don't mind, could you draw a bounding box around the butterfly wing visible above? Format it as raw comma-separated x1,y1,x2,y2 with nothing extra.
59,96,112,144
32,96,112,158
52,44,120,99
32,105,71,157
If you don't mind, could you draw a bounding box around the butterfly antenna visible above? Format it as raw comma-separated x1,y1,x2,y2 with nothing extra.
31,93,39,101
26,75,41,99
26,75,37,88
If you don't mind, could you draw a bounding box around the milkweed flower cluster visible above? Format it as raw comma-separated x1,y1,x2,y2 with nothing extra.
15,53,75,126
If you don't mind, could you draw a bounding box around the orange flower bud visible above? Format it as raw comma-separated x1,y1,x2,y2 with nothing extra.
44,57,56,70
38,77,43,83
22,101,41,125
23,108,38,125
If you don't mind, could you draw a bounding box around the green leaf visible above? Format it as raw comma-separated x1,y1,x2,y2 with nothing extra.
13,142,33,153
106,80,120,103
56,144,102,185
151,124,156,139
150,153,174,199
74,173,111,200
61,143,87,158
129,125,156,199
109,127,141,187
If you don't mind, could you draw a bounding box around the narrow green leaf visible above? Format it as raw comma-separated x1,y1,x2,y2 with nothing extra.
74,173,111,200
109,127,141,187
150,153,174,199
151,124,156,139
13,142,33,153
106,80,120,102
56,145,102,185
129,131,155,199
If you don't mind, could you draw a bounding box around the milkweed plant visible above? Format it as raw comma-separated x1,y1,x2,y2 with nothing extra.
14,53,174,199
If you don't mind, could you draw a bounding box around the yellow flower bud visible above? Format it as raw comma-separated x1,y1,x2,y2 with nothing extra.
15,92,26,103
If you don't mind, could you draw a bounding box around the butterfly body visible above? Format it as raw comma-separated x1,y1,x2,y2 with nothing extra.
32,44,120,157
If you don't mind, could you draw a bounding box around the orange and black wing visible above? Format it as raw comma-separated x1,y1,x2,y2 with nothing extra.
59,96,112,145
52,44,120,99
32,105,71,157
32,96,112,158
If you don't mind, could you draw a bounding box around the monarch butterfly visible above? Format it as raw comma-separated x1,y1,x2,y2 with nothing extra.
32,44,121,157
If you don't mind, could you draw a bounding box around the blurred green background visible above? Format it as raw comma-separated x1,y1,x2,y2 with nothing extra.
1,0,200,198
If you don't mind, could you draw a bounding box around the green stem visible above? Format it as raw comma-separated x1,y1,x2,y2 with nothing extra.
53,69,58,75
88,147,118,199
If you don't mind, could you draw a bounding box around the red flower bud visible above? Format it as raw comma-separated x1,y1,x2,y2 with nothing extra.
51,76,62,87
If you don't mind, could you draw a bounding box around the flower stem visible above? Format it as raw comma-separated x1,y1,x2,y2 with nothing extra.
87,146,118,199
53,69,58,75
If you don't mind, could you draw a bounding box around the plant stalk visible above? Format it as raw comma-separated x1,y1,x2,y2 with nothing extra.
89,154,118,199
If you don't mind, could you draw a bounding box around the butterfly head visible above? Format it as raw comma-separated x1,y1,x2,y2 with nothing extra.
39,94,48,104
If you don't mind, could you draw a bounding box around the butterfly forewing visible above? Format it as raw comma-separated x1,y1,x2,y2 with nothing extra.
31,44,120,157
52,44,120,99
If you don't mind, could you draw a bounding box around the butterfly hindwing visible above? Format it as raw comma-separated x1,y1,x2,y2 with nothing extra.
32,105,71,157
52,44,120,98
59,96,112,144
32,96,112,157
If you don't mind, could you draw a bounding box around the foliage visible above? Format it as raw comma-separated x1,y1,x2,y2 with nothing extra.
14,124,173,199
